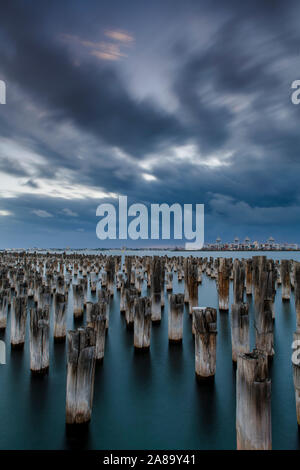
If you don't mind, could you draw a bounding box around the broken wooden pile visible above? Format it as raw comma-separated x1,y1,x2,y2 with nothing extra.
0,250,298,445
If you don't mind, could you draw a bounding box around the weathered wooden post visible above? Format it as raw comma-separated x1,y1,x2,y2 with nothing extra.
54,293,67,341
72,284,84,319
290,260,295,290
205,257,212,277
281,259,291,301
87,303,106,362
38,285,51,309
151,257,162,322
130,269,136,287
151,290,161,322
266,259,277,320
73,262,78,277
101,271,107,288
166,272,173,292
188,260,198,314
252,256,266,307
30,305,50,374
116,272,123,291
245,259,253,295
173,260,178,273
98,289,110,329
56,275,65,295
168,293,184,343
275,261,281,285
86,301,93,325
194,307,217,380
233,259,245,304
106,258,115,297
125,256,132,287
236,349,272,450
183,257,189,304
212,258,219,279
16,280,27,298
11,296,27,348
197,263,202,284
90,272,97,293
120,279,126,314
254,265,275,358
80,277,88,306
218,258,230,311
231,303,250,362
125,287,139,328
66,327,96,424
34,276,42,303
145,258,151,288
160,261,165,308
255,299,274,358
28,277,34,298
135,272,143,295
134,297,151,349
82,264,88,278
0,290,9,329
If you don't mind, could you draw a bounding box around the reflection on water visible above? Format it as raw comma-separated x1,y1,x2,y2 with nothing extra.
0,251,299,449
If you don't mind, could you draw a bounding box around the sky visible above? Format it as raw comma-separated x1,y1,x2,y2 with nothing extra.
0,0,300,248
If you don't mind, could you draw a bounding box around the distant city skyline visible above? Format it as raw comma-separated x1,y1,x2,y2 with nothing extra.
3,236,299,251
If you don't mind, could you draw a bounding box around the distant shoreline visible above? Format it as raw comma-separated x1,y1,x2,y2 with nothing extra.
1,248,300,253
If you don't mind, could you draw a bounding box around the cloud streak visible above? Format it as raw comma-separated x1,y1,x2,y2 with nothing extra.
104,29,134,43
61,34,129,61
32,210,53,218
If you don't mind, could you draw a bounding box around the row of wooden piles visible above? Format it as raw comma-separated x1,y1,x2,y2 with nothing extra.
0,252,299,448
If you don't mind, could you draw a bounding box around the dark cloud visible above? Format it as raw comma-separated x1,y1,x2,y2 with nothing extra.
0,2,188,159
0,157,29,177
22,179,39,189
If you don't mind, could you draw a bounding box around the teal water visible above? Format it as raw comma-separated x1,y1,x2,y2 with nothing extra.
0,251,299,449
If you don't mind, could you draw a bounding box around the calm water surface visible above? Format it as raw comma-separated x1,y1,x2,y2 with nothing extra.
0,250,299,449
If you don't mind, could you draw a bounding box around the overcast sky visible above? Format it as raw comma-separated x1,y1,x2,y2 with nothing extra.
0,0,300,248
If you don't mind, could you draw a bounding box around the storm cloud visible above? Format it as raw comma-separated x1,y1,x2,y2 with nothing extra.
0,0,299,247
